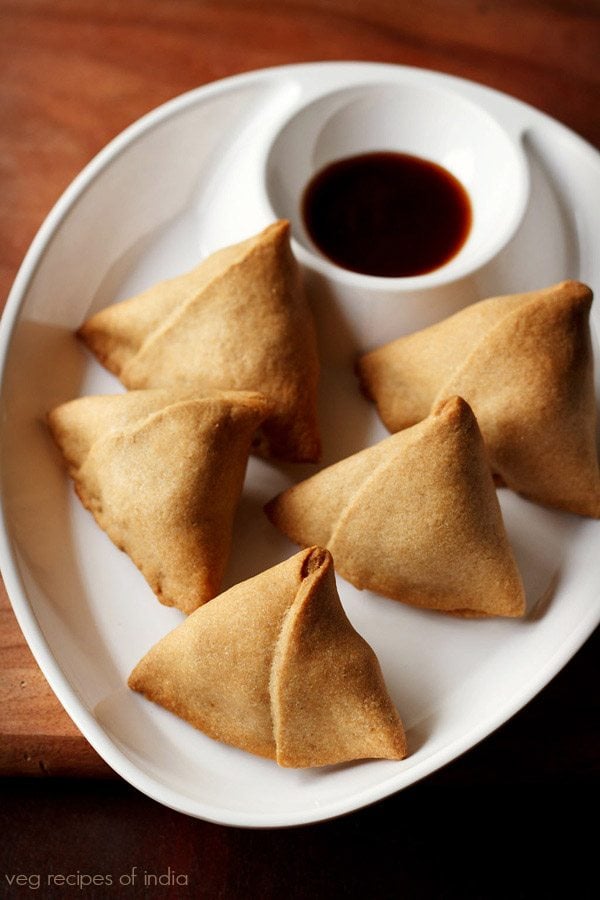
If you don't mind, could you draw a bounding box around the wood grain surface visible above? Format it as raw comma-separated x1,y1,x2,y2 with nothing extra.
0,0,598,802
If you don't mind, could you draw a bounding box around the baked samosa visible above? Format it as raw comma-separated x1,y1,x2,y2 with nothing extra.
48,389,270,614
266,397,525,617
129,546,407,766
358,281,600,517
78,221,320,463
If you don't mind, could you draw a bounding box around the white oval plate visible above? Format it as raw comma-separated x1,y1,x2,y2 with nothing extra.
0,63,599,828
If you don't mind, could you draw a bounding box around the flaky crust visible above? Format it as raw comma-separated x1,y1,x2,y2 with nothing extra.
358,281,600,517
78,221,321,463
128,547,407,766
266,397,526,617
48,388,271,613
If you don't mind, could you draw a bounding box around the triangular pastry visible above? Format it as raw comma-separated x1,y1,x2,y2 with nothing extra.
266,397,525,617
358,281,600,517
78,221,320,463
48,389,270,614
128,547,407,767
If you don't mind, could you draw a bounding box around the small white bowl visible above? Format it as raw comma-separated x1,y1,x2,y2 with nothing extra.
265,81,530,359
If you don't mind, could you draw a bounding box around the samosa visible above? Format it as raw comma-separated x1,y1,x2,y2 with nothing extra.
48,388,270,614
266,397,525,617
78,221,320,463
129,546,407,767
358,281,600,517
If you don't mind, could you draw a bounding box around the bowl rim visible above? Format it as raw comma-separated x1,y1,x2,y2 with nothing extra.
263,76,531,291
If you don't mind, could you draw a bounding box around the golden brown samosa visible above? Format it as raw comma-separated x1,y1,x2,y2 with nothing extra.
129,546,407,767
266,397,525,617
78,221,320,463
48,389,270,614
358,281,600,517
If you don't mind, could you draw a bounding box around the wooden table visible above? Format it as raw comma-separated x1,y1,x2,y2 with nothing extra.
1,1,598,895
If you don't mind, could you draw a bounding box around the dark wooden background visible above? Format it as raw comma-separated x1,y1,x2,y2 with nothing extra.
1,1,598,897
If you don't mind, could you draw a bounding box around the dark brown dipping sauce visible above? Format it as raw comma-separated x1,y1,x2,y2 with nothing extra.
302,151,472,278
